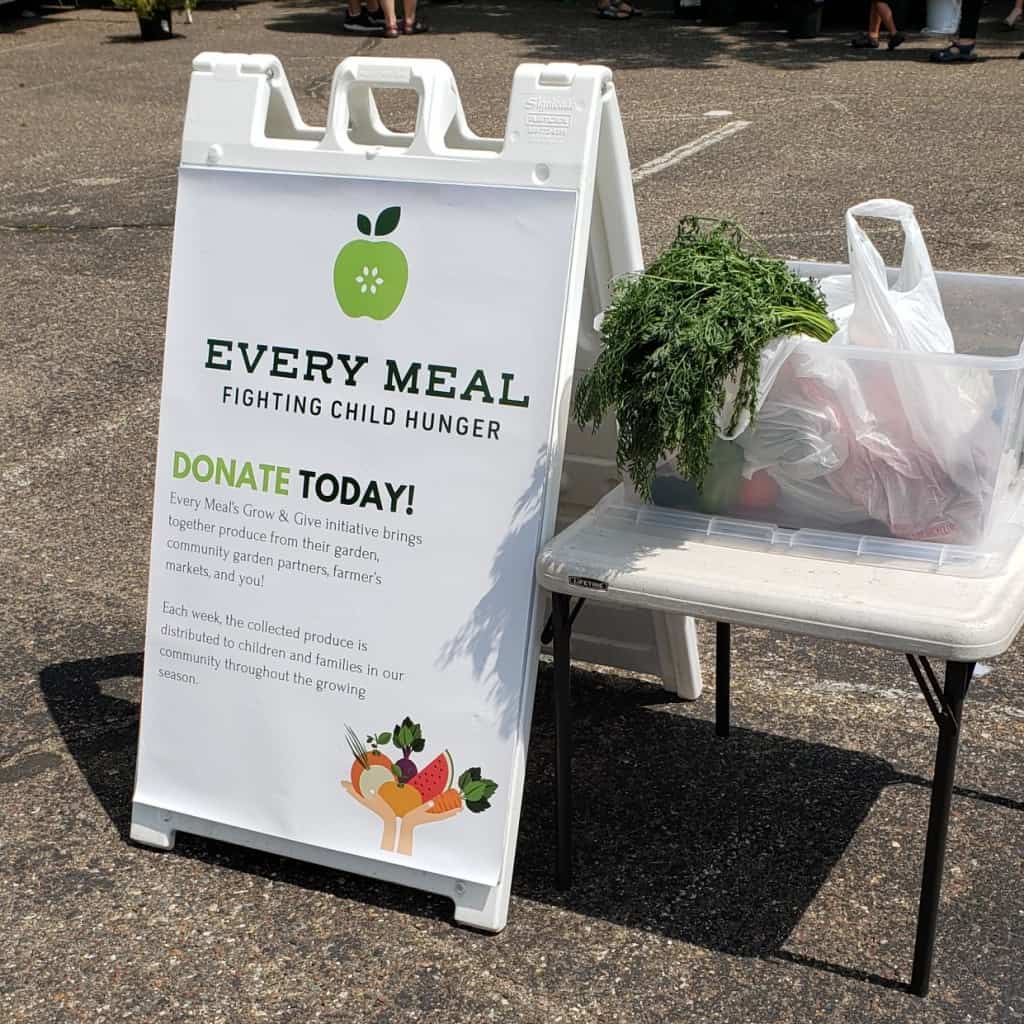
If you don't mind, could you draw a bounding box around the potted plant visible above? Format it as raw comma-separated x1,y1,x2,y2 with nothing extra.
114,0,193,40
787,0,825,38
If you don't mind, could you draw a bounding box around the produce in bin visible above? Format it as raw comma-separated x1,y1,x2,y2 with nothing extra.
574,216,836,501
576,206,1007,544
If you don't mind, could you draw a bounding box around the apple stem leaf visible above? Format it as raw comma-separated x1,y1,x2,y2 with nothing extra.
374,206,401,237
357,213,372,236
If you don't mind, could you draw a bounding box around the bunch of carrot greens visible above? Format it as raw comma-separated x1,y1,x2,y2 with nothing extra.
574,217,836,499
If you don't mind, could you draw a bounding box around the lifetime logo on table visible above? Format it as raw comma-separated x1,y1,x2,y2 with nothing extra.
333,206,409,321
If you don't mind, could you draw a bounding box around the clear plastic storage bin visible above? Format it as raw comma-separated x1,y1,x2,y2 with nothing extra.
620,264,1024,575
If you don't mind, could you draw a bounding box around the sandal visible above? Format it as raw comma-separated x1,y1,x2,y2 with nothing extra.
597,1,633,18
402,16,428,33
383,21,399,36
930,42,977,62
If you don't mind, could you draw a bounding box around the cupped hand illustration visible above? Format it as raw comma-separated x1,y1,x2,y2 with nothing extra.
396,798,463,856
344,721,498,859
341,781,397,851
403,799,462,828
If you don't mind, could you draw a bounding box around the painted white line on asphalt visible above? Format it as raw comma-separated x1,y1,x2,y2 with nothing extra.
631,120,752,184
703,109,734,118
0,39,73,56
0,59,152,100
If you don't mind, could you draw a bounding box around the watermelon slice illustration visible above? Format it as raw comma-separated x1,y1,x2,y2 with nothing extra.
407,750,454,803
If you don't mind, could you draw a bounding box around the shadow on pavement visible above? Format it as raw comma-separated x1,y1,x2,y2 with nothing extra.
516,669,896,955
39,652,143,840
38,650,1023,991
0,2,77,34
258,0,1022,73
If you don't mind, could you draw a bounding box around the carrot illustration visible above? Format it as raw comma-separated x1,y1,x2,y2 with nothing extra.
429,789,463,814
427,768,497,814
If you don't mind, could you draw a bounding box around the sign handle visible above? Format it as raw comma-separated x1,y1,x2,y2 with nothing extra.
321,57,467,157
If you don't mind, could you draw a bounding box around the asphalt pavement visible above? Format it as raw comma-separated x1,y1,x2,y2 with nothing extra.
1,2,1023,1022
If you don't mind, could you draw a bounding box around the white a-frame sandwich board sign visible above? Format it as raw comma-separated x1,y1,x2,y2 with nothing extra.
132,53,647,931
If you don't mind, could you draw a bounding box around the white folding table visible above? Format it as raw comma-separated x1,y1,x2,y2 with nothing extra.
537,488,1024,996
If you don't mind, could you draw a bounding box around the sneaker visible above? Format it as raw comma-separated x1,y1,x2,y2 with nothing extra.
343,7,382,32
365,4,385,25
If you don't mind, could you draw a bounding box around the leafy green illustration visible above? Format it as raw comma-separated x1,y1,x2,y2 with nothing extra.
357,213,372,236
374,206,401,237
459,768,497,813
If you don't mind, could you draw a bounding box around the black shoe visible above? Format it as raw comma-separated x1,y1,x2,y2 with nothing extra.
930,42,977,62
366,4,385,25
888,31,906,50
343,7,381,32
851,32,879,48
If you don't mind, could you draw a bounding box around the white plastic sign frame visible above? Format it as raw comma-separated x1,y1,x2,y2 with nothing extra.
130,54,656,932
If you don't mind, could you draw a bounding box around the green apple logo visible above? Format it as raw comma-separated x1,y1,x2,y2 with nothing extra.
333,206,408,321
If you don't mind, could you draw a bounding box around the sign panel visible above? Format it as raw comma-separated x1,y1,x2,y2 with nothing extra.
135,167,576,885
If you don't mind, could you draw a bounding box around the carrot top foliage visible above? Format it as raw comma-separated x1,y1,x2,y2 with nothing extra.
574,217,836,499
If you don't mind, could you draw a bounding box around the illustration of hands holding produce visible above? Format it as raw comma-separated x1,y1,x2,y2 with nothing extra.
343,718,497,857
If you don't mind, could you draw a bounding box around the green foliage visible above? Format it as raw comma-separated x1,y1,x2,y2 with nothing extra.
574,217,836,498
114,0,195,16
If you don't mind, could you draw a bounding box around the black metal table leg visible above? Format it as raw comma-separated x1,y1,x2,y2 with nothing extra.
552,593,573,891
910,659,973,997
716,621,731,738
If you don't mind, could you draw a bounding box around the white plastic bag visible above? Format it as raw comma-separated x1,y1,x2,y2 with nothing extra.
819,198,955,355
818,200,996,540
719,200,998,543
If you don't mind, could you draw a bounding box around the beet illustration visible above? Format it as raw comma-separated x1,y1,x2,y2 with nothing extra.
391,717,426,782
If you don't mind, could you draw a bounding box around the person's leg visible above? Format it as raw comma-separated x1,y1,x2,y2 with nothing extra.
378,0,398,35
853,1,882,45
868,1,882,38
932,0,982,59
344,0,384,33
877,1,896,35
878,1,906,48
958,0,984,42
401,0,427,32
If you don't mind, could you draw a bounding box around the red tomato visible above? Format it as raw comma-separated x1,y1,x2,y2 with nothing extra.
737,471,779,510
